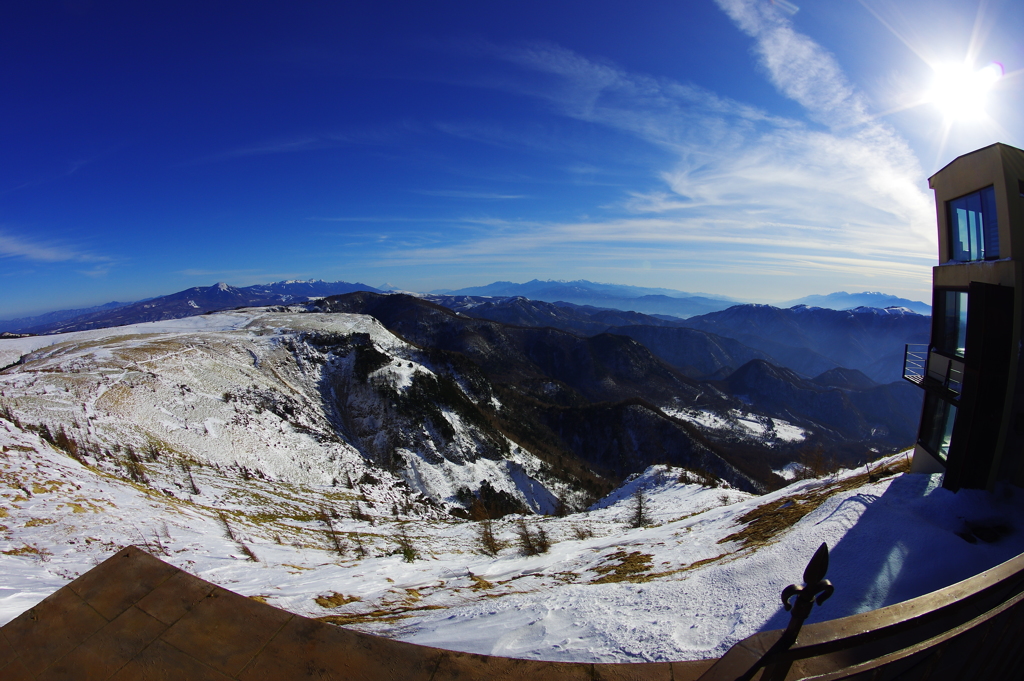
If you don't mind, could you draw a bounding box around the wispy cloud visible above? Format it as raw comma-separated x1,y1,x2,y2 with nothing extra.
412,16,937,294
307,216,443,223
177,269,312,285
0,229,110,265
186,122,417,165
414,189,527,199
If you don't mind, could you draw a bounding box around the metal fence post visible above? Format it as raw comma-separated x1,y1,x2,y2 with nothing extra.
736,542,834,681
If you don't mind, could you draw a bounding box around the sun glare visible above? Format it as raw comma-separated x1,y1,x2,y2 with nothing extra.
927,62,1003,122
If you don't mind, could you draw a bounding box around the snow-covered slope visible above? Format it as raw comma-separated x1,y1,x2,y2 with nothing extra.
3,309,1022,664
0,309,579,514
3,413,1023,663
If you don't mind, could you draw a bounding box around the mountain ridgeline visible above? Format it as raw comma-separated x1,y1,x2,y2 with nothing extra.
0,281,929,507
314,292,925,492
0,280,382,335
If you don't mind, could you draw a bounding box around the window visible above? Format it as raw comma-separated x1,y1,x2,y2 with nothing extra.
921,394,957,462
948,185,999,261
936,290,967,358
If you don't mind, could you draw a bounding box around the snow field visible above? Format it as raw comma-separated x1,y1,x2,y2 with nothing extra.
2,309,1024,663
4,422,1024,662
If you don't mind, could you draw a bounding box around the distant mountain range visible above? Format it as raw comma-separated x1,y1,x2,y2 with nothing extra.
0,300,135,334
429,294,928,384
780,291,931,315
677,304,929,384
436,280,930,318
316,291,923,483
436,279,740,318
0,281,929,490
0,280,381,334
1,278,930,335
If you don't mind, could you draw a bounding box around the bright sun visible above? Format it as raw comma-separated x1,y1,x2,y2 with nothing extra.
927,62,1003,122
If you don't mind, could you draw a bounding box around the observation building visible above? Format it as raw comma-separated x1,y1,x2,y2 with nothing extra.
905,142,1024,491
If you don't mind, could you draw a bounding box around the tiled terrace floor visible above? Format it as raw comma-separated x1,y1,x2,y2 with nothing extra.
0,547,714,680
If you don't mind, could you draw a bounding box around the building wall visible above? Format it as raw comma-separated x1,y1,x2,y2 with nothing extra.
923,143,1024,490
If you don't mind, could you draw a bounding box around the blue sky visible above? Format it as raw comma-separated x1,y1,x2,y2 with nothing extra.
2,0,1022,318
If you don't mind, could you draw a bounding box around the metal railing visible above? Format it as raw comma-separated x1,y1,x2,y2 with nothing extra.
903,344,964,398
697,544,1024,681
902,343,928,382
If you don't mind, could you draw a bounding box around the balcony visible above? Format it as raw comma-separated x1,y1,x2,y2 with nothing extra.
903,344,963,402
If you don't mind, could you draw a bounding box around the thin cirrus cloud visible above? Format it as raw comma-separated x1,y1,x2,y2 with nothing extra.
414,189,527,199
0,229,110,266
186,122,418,166
412,4,937,292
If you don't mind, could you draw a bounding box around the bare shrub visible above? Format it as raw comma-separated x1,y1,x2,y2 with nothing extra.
181,461,200,495
218,512,259,562
571,522,594,540
318,507,346,557
475,518,503,556
515,518,549,556
395,524,418,562
800,446,838,480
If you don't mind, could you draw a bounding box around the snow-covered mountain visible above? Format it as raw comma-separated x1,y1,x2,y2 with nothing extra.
438,280,741,318
0,309,586,515
780,292,931,315
1,280,382,335
0,300,134,334
678,304,930,384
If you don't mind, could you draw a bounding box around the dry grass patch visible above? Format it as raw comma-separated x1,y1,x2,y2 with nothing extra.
317,603,447,626
680,553,730,573
3,543,51,558
591,550,675,584
315,591,362,608
718,459,909,550
469,573,493,591
24,517,56,527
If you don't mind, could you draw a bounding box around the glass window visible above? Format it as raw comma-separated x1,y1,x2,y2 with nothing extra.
921,394,957,462
948,185,999,261
937,290,968,358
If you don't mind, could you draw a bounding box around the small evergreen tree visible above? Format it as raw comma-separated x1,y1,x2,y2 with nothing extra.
629,488,651,528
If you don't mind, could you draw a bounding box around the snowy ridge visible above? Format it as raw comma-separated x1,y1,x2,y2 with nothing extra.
664,407,807,447
0,309,576,513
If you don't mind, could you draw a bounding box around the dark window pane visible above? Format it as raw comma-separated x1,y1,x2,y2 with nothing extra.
948,185,998,262
921,394,957,462
982,185,999,258
937,290,967,357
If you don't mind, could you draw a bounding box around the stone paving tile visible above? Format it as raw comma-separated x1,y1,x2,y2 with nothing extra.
2,585,108,674
161,586,293,677
238,616,441,681
430,651,595,681
109,640,235,681
0,628,17,666
136,568,216,626
1,549,724,680
36,605,168,681
592,661,680,681
68,547,179,622
0,655,35,681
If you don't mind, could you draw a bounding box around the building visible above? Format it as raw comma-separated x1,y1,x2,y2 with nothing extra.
905,142,1024,491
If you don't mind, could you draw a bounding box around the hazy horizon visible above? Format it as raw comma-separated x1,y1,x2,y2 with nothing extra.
0,277,934,322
